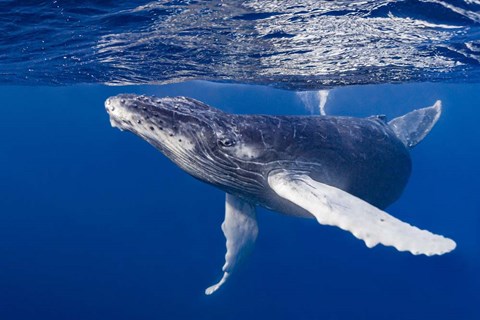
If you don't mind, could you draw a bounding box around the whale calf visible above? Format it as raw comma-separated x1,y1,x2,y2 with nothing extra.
105,95,455,294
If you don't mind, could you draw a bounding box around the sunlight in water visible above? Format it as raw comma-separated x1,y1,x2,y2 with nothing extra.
297,89,330,115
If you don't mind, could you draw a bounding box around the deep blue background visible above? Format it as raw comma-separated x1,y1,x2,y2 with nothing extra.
0,82,478,319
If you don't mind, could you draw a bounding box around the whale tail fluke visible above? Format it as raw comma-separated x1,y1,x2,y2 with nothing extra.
388,100,442,149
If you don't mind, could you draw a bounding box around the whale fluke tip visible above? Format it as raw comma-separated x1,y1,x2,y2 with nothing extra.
205,272,229,295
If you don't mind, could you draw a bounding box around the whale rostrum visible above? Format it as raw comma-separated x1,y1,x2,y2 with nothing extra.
105,94,456,295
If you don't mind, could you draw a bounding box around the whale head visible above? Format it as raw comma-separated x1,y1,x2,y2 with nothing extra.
105,94,264,195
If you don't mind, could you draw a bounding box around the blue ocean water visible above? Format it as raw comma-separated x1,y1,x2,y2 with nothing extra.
1,1,480,320
0,82,478,319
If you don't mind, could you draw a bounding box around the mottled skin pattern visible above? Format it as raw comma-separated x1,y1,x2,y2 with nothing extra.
106,94,411,218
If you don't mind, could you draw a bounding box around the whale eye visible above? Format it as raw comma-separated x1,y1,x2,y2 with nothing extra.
218,138,236,147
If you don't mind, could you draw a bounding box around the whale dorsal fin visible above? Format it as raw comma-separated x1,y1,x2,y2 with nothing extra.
388,100,442,149
268,170,456,256
205,194,258,295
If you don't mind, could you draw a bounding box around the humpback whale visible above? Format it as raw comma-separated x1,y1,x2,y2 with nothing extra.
105,95,455,295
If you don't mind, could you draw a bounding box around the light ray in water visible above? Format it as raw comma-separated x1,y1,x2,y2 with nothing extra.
297,90,330,115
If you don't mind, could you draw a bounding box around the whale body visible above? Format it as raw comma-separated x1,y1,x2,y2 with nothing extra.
105,95,455,294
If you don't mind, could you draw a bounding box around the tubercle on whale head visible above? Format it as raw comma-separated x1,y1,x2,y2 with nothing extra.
104,94,265,195
104,94,263,160
105,94,263,200
105,94,218,155
105,94,211,128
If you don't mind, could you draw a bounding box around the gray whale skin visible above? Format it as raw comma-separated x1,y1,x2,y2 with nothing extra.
105,94,455,295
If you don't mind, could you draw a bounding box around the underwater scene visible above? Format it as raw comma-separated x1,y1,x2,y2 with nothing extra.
1,1,479,319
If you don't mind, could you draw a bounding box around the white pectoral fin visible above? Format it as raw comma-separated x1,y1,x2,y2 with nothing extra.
268,171,456,256
205,194,258,295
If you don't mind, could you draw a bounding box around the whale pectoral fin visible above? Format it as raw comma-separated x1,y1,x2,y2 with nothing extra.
205,194,258,295
268,171,456,256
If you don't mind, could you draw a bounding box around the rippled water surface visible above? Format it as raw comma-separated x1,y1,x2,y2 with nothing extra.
1,1,480,319
1,0,480,89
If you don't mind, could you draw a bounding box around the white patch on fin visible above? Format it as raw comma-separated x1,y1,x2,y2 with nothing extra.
205,194,258,295
268,171,456,256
